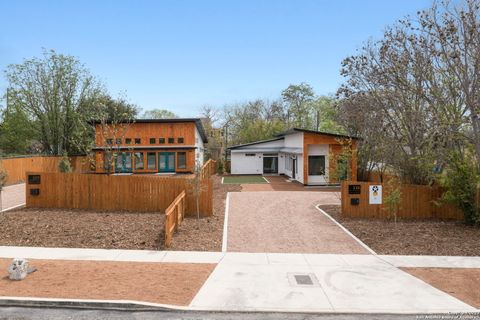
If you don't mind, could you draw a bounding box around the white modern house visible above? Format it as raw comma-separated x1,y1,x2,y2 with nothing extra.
228,128,359,185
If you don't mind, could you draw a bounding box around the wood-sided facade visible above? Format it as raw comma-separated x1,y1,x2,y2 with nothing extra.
93,119,208,174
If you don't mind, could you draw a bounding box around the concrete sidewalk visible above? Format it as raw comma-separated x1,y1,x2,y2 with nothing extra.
1,183,25,212
0,247,478,314
191,252,477,313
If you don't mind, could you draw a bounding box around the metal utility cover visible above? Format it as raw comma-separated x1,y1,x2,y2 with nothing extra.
287,273,319,287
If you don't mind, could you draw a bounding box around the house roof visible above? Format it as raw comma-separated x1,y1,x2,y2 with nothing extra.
275,128,361,140
227,137,285,150
90,118,208,143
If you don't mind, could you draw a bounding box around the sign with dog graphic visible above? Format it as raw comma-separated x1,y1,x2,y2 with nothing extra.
369,185,382,204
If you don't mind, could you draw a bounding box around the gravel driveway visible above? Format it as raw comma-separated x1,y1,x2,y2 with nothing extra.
226,191,369,254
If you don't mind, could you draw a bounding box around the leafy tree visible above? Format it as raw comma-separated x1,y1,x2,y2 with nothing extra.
142,109,178,119
0,101,36,155
282,83,315,129
5,49,104,156
312,96,344,134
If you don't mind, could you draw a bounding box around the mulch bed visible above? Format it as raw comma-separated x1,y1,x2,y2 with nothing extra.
0,259,215,306
0,175,240,251
0,209,165,249
402,268,480,308
168,175,241,251
319,205,480,256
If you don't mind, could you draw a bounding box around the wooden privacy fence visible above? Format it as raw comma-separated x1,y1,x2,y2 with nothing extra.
164,190,186,248
201,159,216,179
0,156,90,185
341,181,464,220
26,172,213,217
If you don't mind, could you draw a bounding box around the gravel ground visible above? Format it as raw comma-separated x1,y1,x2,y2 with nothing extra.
402,268,480,308
227,192,366,254
0,208,164,249
167,175,241,251
320,205,480,256
0,259,215,306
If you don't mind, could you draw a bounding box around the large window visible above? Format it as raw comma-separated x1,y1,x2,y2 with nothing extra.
177,152,187,169
134,152,144,170
147,152,156,170
308,155,325,176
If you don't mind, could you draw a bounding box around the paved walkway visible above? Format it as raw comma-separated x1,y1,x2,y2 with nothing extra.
240,176,340,192
1,183,25,212
0,247,478,313
225,192,367,254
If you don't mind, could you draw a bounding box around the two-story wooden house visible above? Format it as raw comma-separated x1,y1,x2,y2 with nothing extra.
92,118,207,174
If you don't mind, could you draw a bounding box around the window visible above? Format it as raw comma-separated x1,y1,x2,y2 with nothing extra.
149,138,156,144
147,152,156,170
106,139,113,145
168,137,174,144
134,152,144,170
308,155,325,176
159,138,165,144
115,138,122,145
134,138,141,144
103,153,113,171
125,138,132,144
178,137,184,144
177,152,186,169
245,153,256,157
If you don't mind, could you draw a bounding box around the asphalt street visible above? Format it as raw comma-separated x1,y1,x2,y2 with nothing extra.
1,307,479,320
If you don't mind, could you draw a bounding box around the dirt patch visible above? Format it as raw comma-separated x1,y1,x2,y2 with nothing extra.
0,208,164,250
0,259,215,306
402,268,480,308
320,205,480,256
168,175,241,251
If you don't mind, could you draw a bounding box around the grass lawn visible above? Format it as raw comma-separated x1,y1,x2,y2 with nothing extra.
222,176,269,184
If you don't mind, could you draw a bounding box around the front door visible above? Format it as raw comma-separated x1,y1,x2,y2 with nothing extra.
263,156,278,174
115,152,132,173
158,152,176,172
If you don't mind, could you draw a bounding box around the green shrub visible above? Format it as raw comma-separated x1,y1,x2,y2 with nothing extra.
58,154,72,173
384,177,402,223
440,151,479,225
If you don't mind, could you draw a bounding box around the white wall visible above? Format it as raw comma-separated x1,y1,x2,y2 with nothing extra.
284,132,303,148
195,126,205,167
231,152,263,174
278,154,285,174
283,153,303,183
307,144,329,184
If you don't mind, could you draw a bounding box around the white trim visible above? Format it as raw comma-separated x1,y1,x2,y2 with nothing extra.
221,193,230,252
1,203,26,213
314,205,377,255
262,176,270,183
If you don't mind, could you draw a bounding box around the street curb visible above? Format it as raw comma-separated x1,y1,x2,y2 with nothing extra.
0,297,185,311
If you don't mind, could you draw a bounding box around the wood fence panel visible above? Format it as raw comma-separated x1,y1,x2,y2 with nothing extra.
0,156,90,185
25,172,213,217
341,181,464,220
